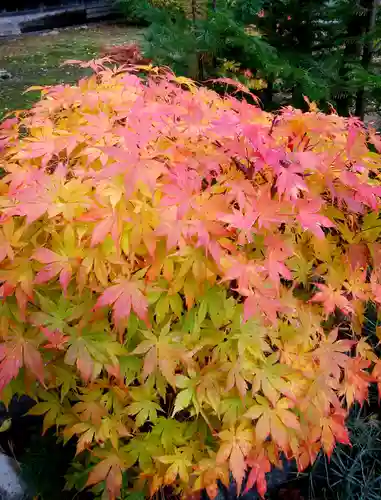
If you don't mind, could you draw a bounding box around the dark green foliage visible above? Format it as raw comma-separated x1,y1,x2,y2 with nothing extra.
116,0,151,24
20,430,78,499
307,409,381,500
119,0,381,117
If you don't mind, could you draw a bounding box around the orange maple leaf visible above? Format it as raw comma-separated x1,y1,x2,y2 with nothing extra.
216,425,253,493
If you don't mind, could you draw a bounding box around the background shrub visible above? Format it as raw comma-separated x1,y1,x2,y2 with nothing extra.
1,65,381,499
121,0,381,118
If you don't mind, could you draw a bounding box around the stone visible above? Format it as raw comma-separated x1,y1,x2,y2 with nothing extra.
42,29,59,36
0,69,12,80
0,453,27,500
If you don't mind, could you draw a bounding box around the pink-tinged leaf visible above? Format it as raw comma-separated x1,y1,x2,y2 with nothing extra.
346,119,362,156
91,217,115,247
243,291,281,324
296,200,335,238
0,344,23,392
0,283,15,300
347,243,368,271
76,357,93,382
95,284,124,309
95,279,149,326
33,248,63,264
23,342,44,385
310,284,353,315
245,453,271,497
264,236,292,285
0,118,17,130
369,131,381,153
143,347,157,380
15,288,29,321
59,265,72,296
35,262,66,285
277,409,300,431
41,327,69,350
208,77,259,102
276,165,308,200
371,281,381,304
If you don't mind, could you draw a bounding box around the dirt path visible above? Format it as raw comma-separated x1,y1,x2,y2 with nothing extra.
0,23,144,119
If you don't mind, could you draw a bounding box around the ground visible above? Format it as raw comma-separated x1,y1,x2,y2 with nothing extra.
0,23,144,119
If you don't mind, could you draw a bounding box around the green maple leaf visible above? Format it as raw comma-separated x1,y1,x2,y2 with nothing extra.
28,390,63,434
127,385,163,427
125,434,163,470
31,292,92,332
118,356,142,386
220,397,244,426
151,417,187,452
127,400,162,427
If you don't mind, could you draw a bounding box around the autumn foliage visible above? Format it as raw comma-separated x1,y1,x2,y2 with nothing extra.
101,43,152,67
1,64,381,499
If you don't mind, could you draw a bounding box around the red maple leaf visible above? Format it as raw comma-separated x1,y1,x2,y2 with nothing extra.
245,451,271,497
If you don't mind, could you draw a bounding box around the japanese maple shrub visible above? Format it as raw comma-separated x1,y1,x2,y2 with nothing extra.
1,64,381,500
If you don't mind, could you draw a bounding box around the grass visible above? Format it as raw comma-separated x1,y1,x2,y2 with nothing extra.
0,23,144,120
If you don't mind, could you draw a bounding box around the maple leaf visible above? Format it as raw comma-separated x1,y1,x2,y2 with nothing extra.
28,391,63,434
193,456,230,500
321,411,350,458
276,164,308,200
151,418,187,452
127,399,162,427
0,339,44,391
32,248,72,295
225,361,248,399
133,325,184,386
216,424,253,493
263,235,292,285
342,356,372,407
73,398,108,427
0,344,23,392
245,451,271,497
243,289,281,324
251,354,295,405
310,284,353,316
95,279,149,327
23,341,45,385
310,328,355,380
245,396,300,451
41,327,69,350
80,207,120,248
296,199,335,238
2,63,381,500
158,452,193,484
86,451,128,500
